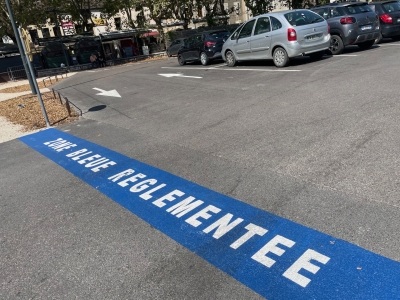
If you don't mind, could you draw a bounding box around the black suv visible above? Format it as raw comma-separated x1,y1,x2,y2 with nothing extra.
311,2,380,54
177,30,230,66
369,1,400,43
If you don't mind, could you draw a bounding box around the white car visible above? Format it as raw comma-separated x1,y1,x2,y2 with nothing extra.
222,9,331,68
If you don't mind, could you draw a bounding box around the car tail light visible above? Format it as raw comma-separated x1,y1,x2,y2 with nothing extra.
205,41,216,47
287,28,297,41
380,14,393,23
340,17,356,24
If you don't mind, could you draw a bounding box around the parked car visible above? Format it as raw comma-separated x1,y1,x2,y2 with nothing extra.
311,2,380,55
222,10,330,68
166,38,186,57
177,30,230,66
368,1,400,43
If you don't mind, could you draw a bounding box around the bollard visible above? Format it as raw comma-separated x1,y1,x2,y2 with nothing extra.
57,92,62,105
65,97,72,117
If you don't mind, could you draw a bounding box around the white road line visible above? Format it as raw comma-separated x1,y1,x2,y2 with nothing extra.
378,43,400,46
161,66,301,72
221,68,301,72
333,54,358,57
162,66,217,70
210,63,227,68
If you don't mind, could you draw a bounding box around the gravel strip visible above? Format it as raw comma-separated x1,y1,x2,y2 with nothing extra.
0,116,37,144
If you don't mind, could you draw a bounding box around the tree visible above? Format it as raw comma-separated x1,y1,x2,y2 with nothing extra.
196,0,229,27
0,0,48,42
169,0,196,30
101,0,140,29
242,0,274,17
35,0,103,33
138,0,172,48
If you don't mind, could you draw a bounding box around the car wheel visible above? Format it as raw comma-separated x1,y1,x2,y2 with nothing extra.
375,33,383,44
392,35,400,41
178,55,186,66
358,40,375,50
273,47,289,68
309,51,324,61
166,50,171,57
329,35,344,55
225,50,236,67
200,52,209,66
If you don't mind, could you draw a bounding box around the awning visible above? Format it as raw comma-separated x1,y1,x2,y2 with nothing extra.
142,31,159,38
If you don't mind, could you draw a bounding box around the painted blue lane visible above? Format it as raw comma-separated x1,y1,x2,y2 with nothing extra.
19,128,400,300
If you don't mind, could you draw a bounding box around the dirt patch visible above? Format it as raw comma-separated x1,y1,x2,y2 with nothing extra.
0,92,79,131
0,79,61,93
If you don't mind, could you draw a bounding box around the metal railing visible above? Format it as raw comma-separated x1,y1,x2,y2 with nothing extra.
6,52,166,81
7,65,41,81
51,88,82,117
37,67,68,79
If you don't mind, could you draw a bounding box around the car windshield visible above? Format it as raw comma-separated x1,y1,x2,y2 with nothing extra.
284,10,325,26
209,31,230,40
382,1,400,13
343,4,372,14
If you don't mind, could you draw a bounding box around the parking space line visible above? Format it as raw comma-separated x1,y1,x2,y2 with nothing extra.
333,54,358,57
220,68,301,72
210,63,227,68
378,43,400,46
162,66,215,70
161,66,302,72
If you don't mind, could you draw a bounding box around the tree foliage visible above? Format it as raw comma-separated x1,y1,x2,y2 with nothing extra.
0,0,47,41
242,0,274,18
1,0,311,43
101,0,140,28
198,0,229,27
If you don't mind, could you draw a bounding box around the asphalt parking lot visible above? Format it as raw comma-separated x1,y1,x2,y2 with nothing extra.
2,40,400,299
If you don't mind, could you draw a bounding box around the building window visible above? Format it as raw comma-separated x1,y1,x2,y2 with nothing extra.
114,17,121,30
42,28,50,38
53,26,62,37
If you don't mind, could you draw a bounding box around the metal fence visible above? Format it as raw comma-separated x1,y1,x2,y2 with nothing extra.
37,67,68,79
7,65,41,81
6,52,166,82
51,88,82,117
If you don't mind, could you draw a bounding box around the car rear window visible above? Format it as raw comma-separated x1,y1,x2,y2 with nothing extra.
208,31,230,40
343,4,373,14
382,1,400,13
312,8,330,19
284,10,325,27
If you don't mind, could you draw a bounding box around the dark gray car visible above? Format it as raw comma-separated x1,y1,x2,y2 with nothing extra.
311,2,380,55
369,1,400,43
166,38,186,57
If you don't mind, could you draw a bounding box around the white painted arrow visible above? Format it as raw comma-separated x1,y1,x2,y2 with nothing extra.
158,73,202,79
93,87,121,98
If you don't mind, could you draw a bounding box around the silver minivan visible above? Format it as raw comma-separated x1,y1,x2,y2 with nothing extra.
222,9,331,67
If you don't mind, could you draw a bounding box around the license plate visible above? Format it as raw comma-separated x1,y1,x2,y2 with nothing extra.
306,34,321,40
360,25,372,30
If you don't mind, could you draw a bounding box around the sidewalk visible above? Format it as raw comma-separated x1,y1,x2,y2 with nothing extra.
0,73,76,143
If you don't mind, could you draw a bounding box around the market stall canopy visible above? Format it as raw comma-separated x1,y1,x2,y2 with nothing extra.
0,43,19,55
141,31,159,38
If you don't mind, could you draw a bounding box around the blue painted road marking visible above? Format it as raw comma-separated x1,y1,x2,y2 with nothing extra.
20,128,400,299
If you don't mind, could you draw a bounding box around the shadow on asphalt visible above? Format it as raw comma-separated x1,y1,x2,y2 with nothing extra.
88,105,107,112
